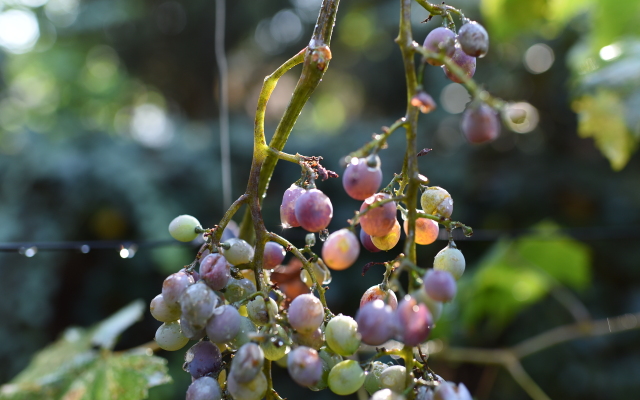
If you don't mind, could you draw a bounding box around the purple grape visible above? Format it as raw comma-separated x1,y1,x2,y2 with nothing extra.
184,341,223,379
443,47,476,83
280,184,307,228
423,269,457,302
263,241,286,270
322,229,360,271
287,346,323,387
423,27,456,66
161,271,194,308
225,278,257,303
294,189,333,233
199,253,231,291
180,281,219,330
230,342,265,383
461,103,500,144
180,317,206,341
206,304,241,343
292,327,325,350
288,294,325,334
394,296,432,346
359,193,397,237
360,285,398,310
457,21,489,58
342,157,383,200
360,228,381,253
186,376,222,400
355,300,395,346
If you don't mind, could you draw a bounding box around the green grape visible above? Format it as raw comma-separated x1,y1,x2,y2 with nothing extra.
300,260,331,288
325,315,361,356
328,360,365,395
371,389,407,400
371,219,401,251
168,215,201,242
309,350,343,391
247,295,278,326
155,321,188,351
364,361,389,395
222,238,254,265
379,365,406,393
227,370,267,400
230,316,257,349
260,325,290,361
433,244,465,280
420,187,453,219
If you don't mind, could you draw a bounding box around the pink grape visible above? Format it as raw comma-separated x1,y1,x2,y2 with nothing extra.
294,189,333,232
288,293,325,333
360,285,398,310
359,193,397,237
199,253,231,291
230,342,264,383
461,103,500,144
280,184,306,228
342,157,383,200
355,300,395,346
443,47,476,83
287,346,323,387
322,229,360,270
403,216,439,245
423,269,457,302
180,281,219,330
186,376,222,400
161,271,194,308
206,304,241,343
394,296,432,346
423,27,456,66
263,241,286,269
359,228,381,253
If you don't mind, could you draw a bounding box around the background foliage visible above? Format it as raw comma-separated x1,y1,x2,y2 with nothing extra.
0,0,639,399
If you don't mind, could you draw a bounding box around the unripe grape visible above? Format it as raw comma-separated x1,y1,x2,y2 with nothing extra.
168,214,201,242
360,227,381,252
457,21,489,58
247,295,278,326
423,27,456,66
325,315,361,356
294,189,333,232
161,271,194,308
379,365,407,393
230,342,264,383
356,299,395,346
186,376,222,400
230,316,258,349
260,325,290,361
322,229,360,270
206,304,241,343
263,241,286,270
443,47,476,83
461,103,500,144
180,281,218,331
342,157,383,200
288,293,325,334
328,360,365,395
420,187,453,219
300,260,332,288
287,346,323,387
364,361,389,395
155,321,188,351
292,327,325,350
394,296,432,346
360,193,397,237
410,289,443,322
403,215,439,245
227,371,267,400
225,278,257,303
423,269,457,302
360,285,398,310
433,245,465,280
280,184,306,228
222,238,254,265
434,382,473,400
150,294,180,323
180,317,206,341
309,349,343,391
199,253,231,291
184,341,223,379
371,219,401,251
371,389,407,400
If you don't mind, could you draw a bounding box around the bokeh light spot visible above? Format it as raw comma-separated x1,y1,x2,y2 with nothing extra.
599,44,622,61
440,83,471,114
524,43,554,74
505,102,539,133
130,104,174,148
0,9,40,54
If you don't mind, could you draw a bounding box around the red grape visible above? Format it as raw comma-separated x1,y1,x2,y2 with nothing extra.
443,47,476,83
360,285,398,310
280,184,306,228
294,189,333,233
359,193,397,237
263,241,286,269
322,229,360,270
423,27,456,66
461,103,500,144
342,157,383,200
359,228,381,253
288,293,325,333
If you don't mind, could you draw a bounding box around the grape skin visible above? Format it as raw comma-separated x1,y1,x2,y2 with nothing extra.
292,327,325,350
309,350,343,391
443,47,476,84
356,299,395,346
260,325,290,361
180,281,218,331
206,304,241,343
364,361,389,395
287,346,323,387
230,342,264,383
379,365,406,394
227,371,268,400
162,271,194,308
328,360,365,395
410,289,443,322
230,316,258,349
457,21,489,58
280,184,306,228
371,219,401,251
325,315,361,356
371,389,407,400
433,245,465,280
360,285,398,310
394,296,432,346
423,27,456,66
263,241,286,270
300,260,331,288
247,295,278,326
225,278,257,303
155,321,189,351
222,238,254,265
294,189,334,233
420,187,453,219
288,294,325,334
168,214,201,242
150,294,180,323
360,228,381,253
180,317,206,341
342,157,383,200
403,216,439,245
360,193,397,237
184,341,223,379
461,103,500,144
423,269,457,302
186,376,222,400
199,254,231,291
434,382,473,400
322,229,360,270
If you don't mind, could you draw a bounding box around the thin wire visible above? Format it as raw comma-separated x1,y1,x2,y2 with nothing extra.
216,0,232,210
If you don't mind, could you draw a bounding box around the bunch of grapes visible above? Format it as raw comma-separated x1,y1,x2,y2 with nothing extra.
149,3,507,400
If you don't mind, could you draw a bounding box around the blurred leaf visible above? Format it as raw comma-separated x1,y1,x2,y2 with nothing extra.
91,300,145,350
592,0,640,49
572,90,637,170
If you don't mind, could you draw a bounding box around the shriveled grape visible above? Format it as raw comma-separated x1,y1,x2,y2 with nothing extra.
199,253,230,291
247,295,278,326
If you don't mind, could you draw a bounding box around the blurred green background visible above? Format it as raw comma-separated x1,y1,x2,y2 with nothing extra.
0,0,639,399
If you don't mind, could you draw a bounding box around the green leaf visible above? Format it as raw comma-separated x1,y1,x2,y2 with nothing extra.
91,300,145,350
572,90,637,170
592,0,640,49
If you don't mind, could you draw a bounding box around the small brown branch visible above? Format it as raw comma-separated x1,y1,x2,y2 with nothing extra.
504,359,552,400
